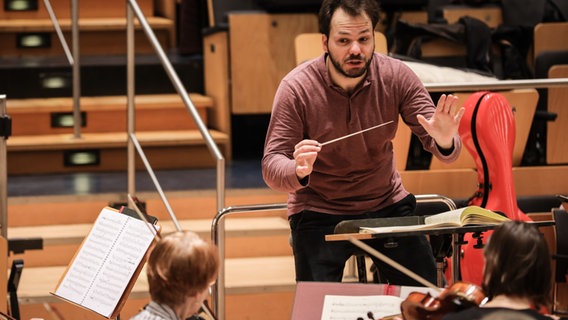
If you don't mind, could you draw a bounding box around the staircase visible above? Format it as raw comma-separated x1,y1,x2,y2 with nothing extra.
6,93,229,174
0,0,291,319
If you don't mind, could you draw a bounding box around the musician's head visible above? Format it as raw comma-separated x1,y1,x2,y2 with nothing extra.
318,0,380,80
318,0,380,38
482,221,552,308
146,231,219,317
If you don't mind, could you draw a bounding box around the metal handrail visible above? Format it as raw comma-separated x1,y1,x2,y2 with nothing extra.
424,77,568,92
415,194,456,211
0,95,8,239
128,133,182,231
124,0,228,318
43,0,81,138
212,203,288,319
124,0,225,201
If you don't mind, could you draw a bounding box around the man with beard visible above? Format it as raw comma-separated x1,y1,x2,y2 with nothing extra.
262,0,464,285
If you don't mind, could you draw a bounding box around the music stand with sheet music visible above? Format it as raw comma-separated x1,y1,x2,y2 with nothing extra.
326,218,556,284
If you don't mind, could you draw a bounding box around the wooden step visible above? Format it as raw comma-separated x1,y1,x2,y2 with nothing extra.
7,189,291,265
8,216,290,246
0,17,173,32
6,130,229,174
0,17,173,56
7,94,213,135
0,54,204,99
8,216,292,266
0,0,154,20
5,93,226,174
7,189,288,226
15,256,296,305
7,130,227,150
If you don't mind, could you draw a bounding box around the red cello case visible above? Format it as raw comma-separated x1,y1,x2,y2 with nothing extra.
458,91,532,285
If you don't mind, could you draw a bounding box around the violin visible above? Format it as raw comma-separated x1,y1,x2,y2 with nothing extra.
399,282,487,320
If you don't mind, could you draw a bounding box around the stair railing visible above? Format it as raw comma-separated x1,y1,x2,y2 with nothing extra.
124,0,229,318
0,95,8,239
424,78,568,91
43,0,81,139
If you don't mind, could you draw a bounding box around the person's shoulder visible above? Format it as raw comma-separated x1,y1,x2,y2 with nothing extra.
442,307,556,320
441,306,486,320
372,53,414,76
281,55,326,85
373,53,406,67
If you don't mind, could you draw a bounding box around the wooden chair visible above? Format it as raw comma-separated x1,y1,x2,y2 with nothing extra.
534,22,568,60
547,65,568,164
553,208,568,315
532,23,568,165
0,237,7,315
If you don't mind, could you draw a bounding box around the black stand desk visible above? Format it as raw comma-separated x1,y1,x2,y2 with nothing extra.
326,220,555,285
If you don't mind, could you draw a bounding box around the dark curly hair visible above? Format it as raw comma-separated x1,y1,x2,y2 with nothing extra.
318,0,381,37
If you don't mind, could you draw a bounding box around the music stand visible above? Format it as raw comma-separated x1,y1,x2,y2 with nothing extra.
327,219,555,284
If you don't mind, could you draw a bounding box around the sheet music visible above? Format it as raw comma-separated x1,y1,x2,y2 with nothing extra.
54,207,156,318
320,295,403,320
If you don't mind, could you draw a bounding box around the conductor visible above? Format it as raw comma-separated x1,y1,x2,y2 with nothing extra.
262,0,464,285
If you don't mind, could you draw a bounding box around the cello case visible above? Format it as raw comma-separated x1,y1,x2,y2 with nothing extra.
458,91,532,285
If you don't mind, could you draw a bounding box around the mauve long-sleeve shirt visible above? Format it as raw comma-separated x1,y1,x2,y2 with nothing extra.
262,53,461,217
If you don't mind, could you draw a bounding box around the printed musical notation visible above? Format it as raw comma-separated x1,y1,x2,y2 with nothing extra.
320,295,403,320
53,207,157,318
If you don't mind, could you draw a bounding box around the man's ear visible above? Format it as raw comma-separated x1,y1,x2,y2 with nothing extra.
322,34,328,53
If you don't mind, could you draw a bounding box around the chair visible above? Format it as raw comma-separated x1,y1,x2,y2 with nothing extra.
553,208,568,315
524,22,568,165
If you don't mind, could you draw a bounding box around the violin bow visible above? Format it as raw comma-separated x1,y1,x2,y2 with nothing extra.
348,237,442,292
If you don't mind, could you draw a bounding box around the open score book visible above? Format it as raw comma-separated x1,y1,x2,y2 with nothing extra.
360,206,510,234
52,207,159,319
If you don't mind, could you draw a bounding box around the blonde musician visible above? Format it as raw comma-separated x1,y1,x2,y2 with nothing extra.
130,231,219,320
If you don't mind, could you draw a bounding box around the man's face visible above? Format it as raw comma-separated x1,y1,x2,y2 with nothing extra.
324,8,375,79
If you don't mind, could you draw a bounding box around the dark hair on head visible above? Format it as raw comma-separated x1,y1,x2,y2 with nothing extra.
147,231,219,307
482,221,552,308
318,0,381,37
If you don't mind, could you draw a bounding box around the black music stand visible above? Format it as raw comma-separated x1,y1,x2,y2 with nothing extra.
7,260,23,320
327,219,555,284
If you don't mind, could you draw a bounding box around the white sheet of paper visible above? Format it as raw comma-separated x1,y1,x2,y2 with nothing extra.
54,208,156,318
320,295,403,320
